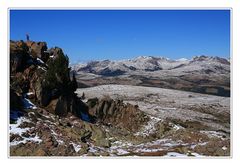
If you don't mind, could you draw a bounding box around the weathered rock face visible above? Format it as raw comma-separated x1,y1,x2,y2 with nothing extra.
10,40,29,74
55,95,69,117
48,47,64,59
87,97,149,132
10,89,23,110
26,41,48,61
10,40,80,118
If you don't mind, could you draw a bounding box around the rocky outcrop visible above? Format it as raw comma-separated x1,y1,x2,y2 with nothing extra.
10,40,85,120
87,97,149,132
26,41,48,61
10,40,30,74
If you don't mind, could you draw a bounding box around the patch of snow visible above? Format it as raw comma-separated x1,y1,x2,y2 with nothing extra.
116,149,130,155
36,58,44,64
82,99,88,103
70,142,81,152
37,66,47,71
134,138,182,153
135,148,164,153
164,152,188,157
22,97,37,109
10,117,42,146
88,146,98,153
134,116,161,136
190,152,206,157
162,142,181,147
190,142,208,149
111,140,133,148
200,130,227,140
57,139,64,145
10,117,30,135
10,134,42,146
27,134,42,143
26,92,34,96
172,124,184,130
50,128,64,145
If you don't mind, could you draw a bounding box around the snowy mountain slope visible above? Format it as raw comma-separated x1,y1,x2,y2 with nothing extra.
72,55,230,97
73,55,229,74
74,56,190,74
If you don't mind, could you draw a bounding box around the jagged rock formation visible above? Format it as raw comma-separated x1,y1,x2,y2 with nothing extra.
87,97,149,132
10,40,87,120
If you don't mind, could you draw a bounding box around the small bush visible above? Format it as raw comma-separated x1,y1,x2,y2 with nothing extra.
44,51,70,93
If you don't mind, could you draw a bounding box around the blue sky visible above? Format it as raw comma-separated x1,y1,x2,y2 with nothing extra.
10,10,230,63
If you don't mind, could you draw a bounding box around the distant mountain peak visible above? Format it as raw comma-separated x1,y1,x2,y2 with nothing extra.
72,55,230,76
191,55,230,64
177,58,188,61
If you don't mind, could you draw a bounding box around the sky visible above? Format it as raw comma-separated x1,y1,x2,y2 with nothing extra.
10,10,230,63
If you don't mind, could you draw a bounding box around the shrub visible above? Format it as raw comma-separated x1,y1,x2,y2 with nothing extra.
44,51,70,93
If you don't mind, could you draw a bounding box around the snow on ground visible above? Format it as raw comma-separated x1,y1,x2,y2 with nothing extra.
10,134,42,146
114,149,130,155
10,117,42,146
164,152,188,157
88,146,98,153
76,84,230,132
36,57,44,64
163,152,205,157
76,137,208,156
135,138,182,149
200,130,227,140
190,142,208,149
172,123,184,130
22,97,37,109
70,142,81,153
50,128,64,145
134,116,161,137
37,66,47,71
75,84,230,156
10,117,30,135
26,92,34,95
106,139,184,155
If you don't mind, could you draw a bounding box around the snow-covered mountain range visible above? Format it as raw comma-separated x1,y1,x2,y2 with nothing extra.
72,55,230,97
72,55,229,74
